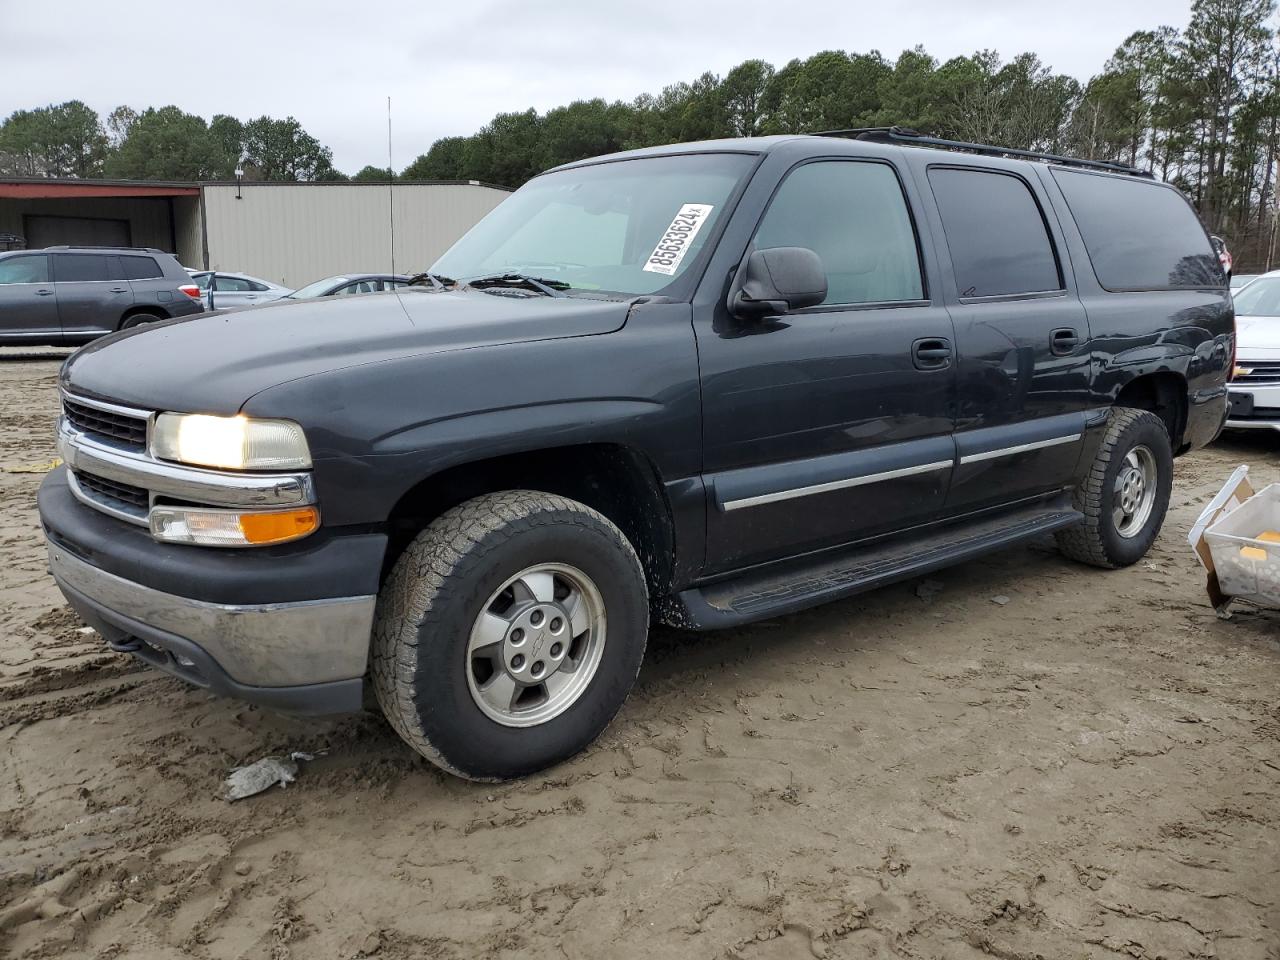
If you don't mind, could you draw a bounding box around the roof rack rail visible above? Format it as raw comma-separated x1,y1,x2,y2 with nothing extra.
814,125,1154,178
45,244,166,253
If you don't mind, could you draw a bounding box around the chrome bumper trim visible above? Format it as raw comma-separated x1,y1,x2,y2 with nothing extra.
48,544,374,687
57,417,315,509
1225,418,1280,431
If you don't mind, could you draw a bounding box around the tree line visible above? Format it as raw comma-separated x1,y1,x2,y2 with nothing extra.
3,0,1279,267
0,105,394,184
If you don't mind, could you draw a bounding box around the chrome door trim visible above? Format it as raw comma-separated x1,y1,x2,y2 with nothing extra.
721,459,954,512
957,433,1081,466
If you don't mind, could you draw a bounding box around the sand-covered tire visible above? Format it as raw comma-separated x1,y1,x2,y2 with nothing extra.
371,491,648,781
1055,407,1173,569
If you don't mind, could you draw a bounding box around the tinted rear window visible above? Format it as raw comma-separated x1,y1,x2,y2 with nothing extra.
119,255,163,280
1051,169,1221,290
928,167,1062,298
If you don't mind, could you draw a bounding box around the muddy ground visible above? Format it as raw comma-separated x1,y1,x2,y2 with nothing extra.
0,353,1277,960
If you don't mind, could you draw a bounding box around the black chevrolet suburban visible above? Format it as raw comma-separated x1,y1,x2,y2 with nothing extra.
38,129,1233,780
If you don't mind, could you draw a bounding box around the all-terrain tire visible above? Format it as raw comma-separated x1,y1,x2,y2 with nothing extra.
1055,407,1173,569
371,491,649,781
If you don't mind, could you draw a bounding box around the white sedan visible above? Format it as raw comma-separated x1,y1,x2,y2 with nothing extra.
1227,271,1280,432
189,271,293,311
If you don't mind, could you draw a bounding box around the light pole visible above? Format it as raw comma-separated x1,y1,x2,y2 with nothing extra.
235,165,244,201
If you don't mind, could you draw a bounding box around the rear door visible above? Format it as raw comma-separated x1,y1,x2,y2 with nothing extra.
0,253,59,341
696,156,958,574
52,253,135,338
911,161,1092,514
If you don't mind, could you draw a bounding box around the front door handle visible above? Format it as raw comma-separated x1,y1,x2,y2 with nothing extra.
35,288,54,296
1051,327,1080,355
912,337,952,370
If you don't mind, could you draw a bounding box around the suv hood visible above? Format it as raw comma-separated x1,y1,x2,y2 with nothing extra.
61,289,631,413
1236,314,1280,360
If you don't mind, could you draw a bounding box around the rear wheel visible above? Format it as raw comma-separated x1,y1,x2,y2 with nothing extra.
119,312,163,330
371,491,649,780
1055,407,1173,569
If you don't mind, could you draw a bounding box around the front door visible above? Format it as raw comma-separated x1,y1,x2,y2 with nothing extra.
909,162,1092,514
696,158,958,575
0,253,59,341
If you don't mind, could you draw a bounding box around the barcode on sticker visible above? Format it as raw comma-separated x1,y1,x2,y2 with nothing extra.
642,203,714,276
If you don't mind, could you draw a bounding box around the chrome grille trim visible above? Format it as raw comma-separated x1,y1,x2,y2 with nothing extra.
67,469,149,526
57,418,316,513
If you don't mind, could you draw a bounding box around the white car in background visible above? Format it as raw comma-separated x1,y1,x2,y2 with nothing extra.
189,271,292,311
1226,270,1280,432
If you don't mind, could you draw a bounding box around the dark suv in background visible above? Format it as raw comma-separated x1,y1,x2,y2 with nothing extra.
0,246,203,346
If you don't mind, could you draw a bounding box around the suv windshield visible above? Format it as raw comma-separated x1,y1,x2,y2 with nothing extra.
431,153,755,297
1232,276,1280,316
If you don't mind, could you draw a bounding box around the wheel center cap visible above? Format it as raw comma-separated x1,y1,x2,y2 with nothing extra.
503,603,569,683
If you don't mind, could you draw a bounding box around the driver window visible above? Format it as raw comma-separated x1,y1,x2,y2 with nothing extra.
754,161,924,306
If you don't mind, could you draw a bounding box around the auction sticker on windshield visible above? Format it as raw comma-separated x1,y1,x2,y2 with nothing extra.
643,203,714,276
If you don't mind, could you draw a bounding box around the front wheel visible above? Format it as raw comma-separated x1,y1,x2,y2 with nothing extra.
1055,407,1173,569
371,491,649,780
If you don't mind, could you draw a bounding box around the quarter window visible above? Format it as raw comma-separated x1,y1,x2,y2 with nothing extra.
0,254,49,284
928,168,1062,298
753,161,924,306
1051,169,1220,290
119,256,163,280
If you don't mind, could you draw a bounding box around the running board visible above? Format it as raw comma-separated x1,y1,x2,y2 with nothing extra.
673,502,1084,629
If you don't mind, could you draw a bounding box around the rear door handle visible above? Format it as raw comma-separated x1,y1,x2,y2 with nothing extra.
912,337,952,370
109,286,129,293
1051,327,1080,355
35,288,54,296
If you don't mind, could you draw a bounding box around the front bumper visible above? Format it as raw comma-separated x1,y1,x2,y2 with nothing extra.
39,467,385,714
1226,381,1280,432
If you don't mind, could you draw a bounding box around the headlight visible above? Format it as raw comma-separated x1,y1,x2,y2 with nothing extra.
151,413,311,470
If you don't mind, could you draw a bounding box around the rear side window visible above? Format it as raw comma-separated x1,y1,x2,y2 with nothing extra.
215,275,255,292
1051,169,1220,290
119,255,163,280
928,168,1062,298
753,160,924,305
52,254,116,282
0,254,48,284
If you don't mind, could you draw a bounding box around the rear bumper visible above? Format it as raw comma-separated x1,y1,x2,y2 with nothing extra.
39,466,385,714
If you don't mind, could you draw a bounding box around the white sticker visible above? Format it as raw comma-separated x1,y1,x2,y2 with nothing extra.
642,203,715,276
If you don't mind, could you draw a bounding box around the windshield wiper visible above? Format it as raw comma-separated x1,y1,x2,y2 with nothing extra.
465,273,570,297
406,272,457,290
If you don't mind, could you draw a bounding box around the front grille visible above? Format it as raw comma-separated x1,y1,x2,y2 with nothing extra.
1234,364,1280,385
63,398,148,450
73,469,149,514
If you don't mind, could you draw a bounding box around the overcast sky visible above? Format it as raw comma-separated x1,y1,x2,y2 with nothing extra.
3,0,1195,174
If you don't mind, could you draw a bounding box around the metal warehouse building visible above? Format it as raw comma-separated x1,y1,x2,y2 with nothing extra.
0,178,511,288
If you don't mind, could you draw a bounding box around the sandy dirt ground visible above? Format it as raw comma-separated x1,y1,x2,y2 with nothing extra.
0,353,1277,960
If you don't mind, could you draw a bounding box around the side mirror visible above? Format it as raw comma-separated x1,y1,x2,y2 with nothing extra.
730,246,827,319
